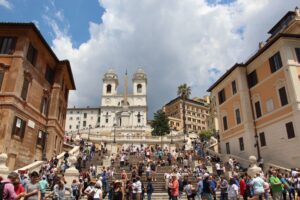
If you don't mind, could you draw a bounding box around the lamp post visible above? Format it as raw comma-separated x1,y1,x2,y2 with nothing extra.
170,128,174,144
254,132,261,161
113,123,117,143
88,125,91,141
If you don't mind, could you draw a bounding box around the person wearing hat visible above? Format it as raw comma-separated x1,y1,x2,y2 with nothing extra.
202,173,213,200
112,180,123,200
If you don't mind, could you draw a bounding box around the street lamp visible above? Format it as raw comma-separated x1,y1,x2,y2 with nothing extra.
88,125,91,141
170,128,174,144
254,132,261,161
113,123,117,143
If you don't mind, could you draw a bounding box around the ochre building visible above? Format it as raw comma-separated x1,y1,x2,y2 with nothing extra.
0,23,75,169
163,97,209,132
207,8,300,167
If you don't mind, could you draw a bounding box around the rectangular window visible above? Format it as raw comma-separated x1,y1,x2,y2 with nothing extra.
97,117,100,123
76,125,79,129
84,113,87,118
223,116,228,131
37,130,46,147
0,37,16,54
254,101,262,118
259,132,266,147
40,97,49,116
69,117,73,120
105,118,108,123
218,89,226,104
247,70,258,88
0,71,4,91
235,108,241,124
269,52,283,73
21,78,30,100
239,137,244,151
295,48,300,62
12,116,26,138
26,43,37,66
69,125,72,129
226,142,230,154
232,80,237,94
45,66,55,84
279,87,288,106
83,121,86,127
286,122,295,139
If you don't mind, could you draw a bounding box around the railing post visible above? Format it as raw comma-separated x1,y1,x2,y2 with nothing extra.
64,155,79,187
0,153,9,178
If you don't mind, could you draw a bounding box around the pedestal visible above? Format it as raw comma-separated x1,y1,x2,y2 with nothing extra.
0,153,9,178
64,156,79,187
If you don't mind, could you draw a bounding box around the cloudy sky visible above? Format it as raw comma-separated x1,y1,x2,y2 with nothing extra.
0,0,299,118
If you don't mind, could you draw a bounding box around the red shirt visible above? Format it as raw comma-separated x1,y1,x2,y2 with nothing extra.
239,179,246,196
171,180,179,197
14,184,25,195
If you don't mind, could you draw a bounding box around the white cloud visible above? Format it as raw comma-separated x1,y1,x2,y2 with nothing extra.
50,0,299,118
0,0,12,9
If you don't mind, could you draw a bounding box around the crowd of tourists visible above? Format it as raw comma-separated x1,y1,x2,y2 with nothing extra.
2,137,300,200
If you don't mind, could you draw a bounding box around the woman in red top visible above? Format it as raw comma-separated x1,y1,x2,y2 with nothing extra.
170,175,179,200
13,176,25,195
239,174,247,200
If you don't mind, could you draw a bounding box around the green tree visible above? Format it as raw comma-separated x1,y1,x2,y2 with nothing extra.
151,109,170,136
199,129,213,141
177,84,191,137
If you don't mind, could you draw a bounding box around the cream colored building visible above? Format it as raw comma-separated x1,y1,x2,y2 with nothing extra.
207,8,300,167
163,97,209,132
65,107,100,133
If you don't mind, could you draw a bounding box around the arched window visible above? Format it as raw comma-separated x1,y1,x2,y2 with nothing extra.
137,84,142,93
106,84,112,93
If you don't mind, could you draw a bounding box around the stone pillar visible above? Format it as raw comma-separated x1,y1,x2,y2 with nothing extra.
64,155,79,187
0,153,9,178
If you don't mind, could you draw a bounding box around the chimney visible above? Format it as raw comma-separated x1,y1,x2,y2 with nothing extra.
296,6,300,17
259,41,265,49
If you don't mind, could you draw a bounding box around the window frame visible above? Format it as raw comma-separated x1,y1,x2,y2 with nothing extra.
295,48,300,63
231,80,237,95
21,78,30,101
286,122,295,139
259,132,267,147
278,86,288,106
269,51,283,73
254,101,262,118
239,137,244,151
0,37,17,54
26,43,38,66
225,142,230,154
222,116,228,131
0,71,4,91
12,116,26,138
235,108,241,125
247,70,258,88
218,89,226,105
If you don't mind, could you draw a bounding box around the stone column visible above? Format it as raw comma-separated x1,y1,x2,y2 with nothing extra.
0,153,9,178
64,155,79,187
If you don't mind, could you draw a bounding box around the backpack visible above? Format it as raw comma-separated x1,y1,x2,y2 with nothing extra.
0,182,9,200
147,182,154,193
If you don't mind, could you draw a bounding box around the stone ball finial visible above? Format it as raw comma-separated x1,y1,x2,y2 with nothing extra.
68,155,77,166
0,153,8,166
249,155,257,164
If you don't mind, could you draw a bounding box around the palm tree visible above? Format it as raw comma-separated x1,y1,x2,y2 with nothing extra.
177,84,191,142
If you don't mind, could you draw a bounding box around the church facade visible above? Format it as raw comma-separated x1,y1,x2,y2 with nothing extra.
99,69,148,130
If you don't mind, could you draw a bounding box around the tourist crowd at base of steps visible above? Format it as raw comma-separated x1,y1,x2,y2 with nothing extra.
1,137,300,200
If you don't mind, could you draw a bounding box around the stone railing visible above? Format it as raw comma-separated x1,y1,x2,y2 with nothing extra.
81,133,187,143
10,145,80,176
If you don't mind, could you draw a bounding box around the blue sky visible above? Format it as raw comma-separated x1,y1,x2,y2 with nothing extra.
0,0,104,48
0,0,299,118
